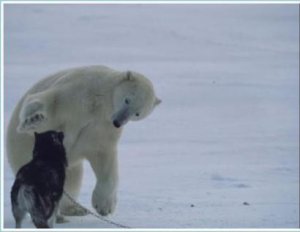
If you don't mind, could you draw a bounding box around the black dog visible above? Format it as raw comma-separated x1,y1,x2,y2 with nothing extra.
11,131,67,228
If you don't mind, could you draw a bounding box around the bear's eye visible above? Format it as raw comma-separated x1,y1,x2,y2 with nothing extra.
135,113,140,117
125,98,130,104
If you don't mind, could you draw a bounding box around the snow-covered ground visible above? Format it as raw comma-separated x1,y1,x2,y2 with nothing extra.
2,3,299,229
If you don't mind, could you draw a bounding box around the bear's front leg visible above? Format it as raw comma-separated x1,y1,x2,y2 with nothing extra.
92,180,117,216
17,89,58,133
87,150,118,216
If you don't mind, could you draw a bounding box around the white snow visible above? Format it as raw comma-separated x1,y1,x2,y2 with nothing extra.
2,3,299,229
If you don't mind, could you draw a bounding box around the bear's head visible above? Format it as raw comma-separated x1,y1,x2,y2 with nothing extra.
112,71,161,128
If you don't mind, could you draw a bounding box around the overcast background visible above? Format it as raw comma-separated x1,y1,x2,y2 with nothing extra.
3,4,299,228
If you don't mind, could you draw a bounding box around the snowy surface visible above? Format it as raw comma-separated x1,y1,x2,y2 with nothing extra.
2,4,299,229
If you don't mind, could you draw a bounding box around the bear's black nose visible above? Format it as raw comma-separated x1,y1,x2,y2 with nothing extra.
113,120,121,128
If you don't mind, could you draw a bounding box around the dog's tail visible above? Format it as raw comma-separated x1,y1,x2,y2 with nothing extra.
18,185,53,219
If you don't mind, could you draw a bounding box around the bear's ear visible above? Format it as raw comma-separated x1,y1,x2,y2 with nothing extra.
125,71,134,81
154,97,162,106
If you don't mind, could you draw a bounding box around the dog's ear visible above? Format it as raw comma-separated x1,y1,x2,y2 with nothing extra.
58,132,64,142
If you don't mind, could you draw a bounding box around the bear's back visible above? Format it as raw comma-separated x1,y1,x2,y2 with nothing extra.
28,65,118,95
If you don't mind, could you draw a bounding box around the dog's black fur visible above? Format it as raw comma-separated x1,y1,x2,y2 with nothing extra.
11,131,67,228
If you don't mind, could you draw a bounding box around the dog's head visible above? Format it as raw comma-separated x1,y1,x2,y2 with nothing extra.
34,131,64,147
33,131,66,166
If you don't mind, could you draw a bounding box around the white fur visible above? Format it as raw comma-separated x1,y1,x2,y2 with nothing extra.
6,65,160,216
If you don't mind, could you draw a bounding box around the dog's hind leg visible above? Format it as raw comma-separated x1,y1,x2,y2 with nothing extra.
33,221,50,228
12,204,26,228
31,214,50,228
11,184,26,228
30,200,50,228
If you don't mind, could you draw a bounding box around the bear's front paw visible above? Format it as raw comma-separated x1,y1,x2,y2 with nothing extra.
18,100,47,132
92,191,117,216
93,198,116,216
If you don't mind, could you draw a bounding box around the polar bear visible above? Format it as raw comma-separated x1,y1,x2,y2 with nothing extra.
6,65,161,217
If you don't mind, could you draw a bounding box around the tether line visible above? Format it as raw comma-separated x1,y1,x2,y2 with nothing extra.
63,191,131,229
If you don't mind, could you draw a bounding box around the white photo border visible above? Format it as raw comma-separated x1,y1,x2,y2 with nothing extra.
1,1,299,231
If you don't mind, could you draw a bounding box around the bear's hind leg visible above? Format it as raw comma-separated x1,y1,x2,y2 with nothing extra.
47,203,59,228
60,162,88,216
